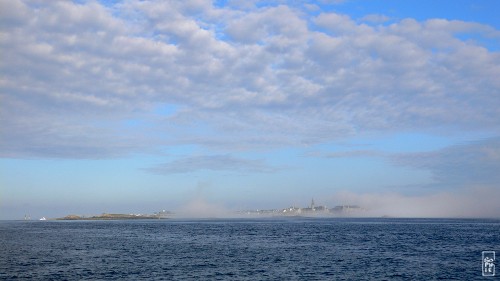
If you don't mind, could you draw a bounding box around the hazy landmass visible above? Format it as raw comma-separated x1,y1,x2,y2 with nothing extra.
48,210,174,221
56,213,168,220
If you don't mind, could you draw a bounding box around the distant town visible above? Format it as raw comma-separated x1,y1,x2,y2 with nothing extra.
238,199,363,217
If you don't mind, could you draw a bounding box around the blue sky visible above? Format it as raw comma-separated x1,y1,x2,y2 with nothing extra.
1,0,500,219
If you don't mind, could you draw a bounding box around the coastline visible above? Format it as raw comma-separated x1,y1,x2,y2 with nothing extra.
55,213,168,220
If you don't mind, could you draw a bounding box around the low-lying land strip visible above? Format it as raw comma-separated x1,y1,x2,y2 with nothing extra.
57,213,166,220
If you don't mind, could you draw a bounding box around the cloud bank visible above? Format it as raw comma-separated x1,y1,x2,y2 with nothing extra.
1,0,499,159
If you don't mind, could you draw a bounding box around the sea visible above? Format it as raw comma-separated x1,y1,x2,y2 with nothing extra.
1,218,499,280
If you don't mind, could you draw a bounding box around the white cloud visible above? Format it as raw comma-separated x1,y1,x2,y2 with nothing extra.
0,0,29,27
393,137,500,187
314,12,360,34
146,155,279,174
307,137,500,191
1,0,499,159
225,5,307,44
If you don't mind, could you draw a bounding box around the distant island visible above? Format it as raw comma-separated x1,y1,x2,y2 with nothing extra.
57,211,171,220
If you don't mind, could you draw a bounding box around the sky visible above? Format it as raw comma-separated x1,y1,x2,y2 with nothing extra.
1,0,500,219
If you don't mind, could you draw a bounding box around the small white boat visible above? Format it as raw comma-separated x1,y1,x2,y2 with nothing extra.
39,217,46,221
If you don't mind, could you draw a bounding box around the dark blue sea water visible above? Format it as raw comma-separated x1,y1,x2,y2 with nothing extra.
1,218,499,280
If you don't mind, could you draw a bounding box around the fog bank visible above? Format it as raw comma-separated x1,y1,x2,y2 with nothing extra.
333,186,500,218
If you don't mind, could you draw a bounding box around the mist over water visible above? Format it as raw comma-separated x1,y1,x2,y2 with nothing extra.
175,182,233,218
171,181,500,219
177,196,232,218
334,186,500,218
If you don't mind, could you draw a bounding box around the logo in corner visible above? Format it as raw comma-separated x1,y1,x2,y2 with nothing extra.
482,251,495,277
